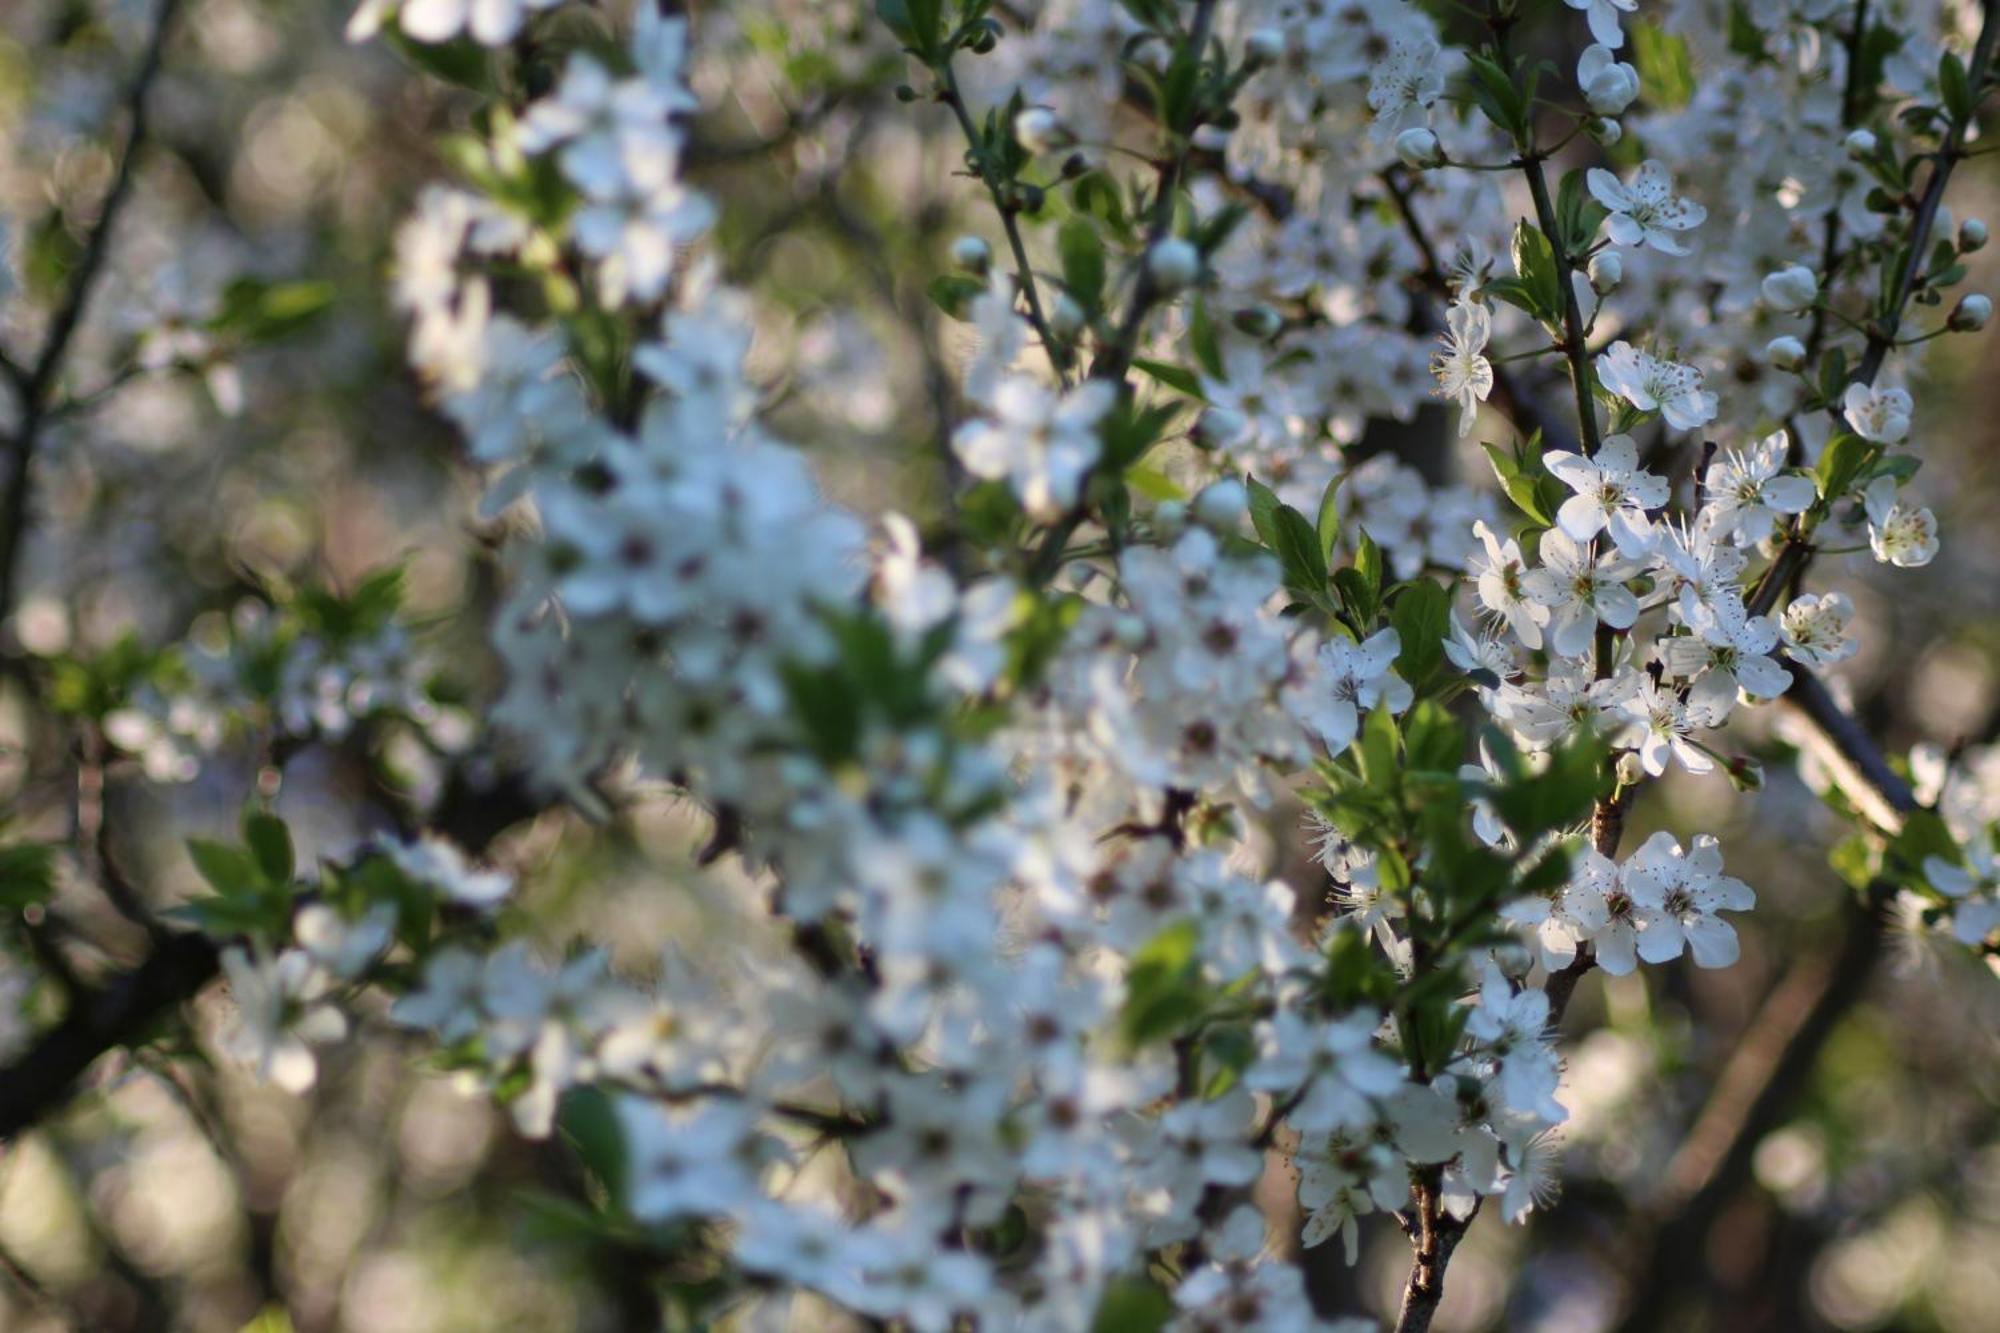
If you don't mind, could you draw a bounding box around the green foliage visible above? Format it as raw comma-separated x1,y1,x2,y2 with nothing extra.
175,809,301,938
1815,432,1877,502
207,278,337,345
1059,217,1107,313
1482,434,1562,528
1628,23,1696,109
1246,476,1340,615
1389,579,1451,690
0,843,58,911
1552,170,1609,258
1463,50,1533,143
44,632,175,721
1092,1276,1172,1333
1119,920,1209,1047
1888,808,1960,890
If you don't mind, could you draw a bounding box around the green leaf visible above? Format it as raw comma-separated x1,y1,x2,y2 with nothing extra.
243,812,295,886
1130,358,1204,398
1889,809,1960,880
1120,921,1207,1046
1058,218,1106,311
559,1085,631,1203
1354,530,1384,603
1939,50,1972,125
1510,222,1561,326
1815,432,1874,500
384,30,493,92
1092,1277,1171,1333
1629,22,1695,108
927,273,987,320
1828,833,1880,890
1357,705,1401,789
1481,441,1553,525
1246,475,1283,551
1403,699,1465,774
1315,473,1344,568
208,278,336,344
0,844,58,910
1390,579,1452,688
187,838,262,899
1271,505,1329,598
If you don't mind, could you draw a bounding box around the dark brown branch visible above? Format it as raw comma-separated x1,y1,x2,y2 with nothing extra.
0,0,184,632
0,759,548,1145
1613,880,1893,1330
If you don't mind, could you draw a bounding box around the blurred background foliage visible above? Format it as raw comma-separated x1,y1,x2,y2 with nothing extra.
0,0,1996,1329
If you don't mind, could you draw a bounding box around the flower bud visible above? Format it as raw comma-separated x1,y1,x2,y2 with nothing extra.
1844,128,1877,158
1578,45,1641,115
1589,116,1623,146
1394,127,1443,169
1050,292,1086,336
1760,264,1819,312
1961,218,1989,252
1193,479,1248,527
1012,106,1072,154
1191,124,1232,153
964,18,1000,53
1587,251,1622,295
1152,500,1188,537
1146,238,1202,291
1195,406,1247,447
1765,334,1807,370
1615,751,1645,786
1245,27,1285,65
951,234,991,274
1232,303,1283,339
1949,292,1991,330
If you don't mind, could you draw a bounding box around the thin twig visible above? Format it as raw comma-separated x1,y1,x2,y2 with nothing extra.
0,0,184,632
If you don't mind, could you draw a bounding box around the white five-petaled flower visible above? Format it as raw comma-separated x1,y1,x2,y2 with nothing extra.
1431,297,1494,438
1656,597,1791,715
1299,628,1413,754
1622,832,1755,968
1587,161,1707,254
1522,528,1642,658
951,377,1112,520
1622,676,1722,776
1842,382,1913,443
1923,842,2000,946
219,946,349,1095
1862,474,1939,567
1367,36,1445,142
1544,434,1668,557
1470,520,1551,648
1503,846,1613,971
1702,431,1816,546
1653,513,1748,624
1564,0,1638,47
1779,591,1859,667
1595,341,1718,432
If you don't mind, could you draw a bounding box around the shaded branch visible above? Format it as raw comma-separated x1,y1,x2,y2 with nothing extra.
0,0,184,632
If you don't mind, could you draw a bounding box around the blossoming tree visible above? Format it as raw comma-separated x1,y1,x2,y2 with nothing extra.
0,0,1997,1327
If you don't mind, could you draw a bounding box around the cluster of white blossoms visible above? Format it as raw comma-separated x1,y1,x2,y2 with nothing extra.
144,0,1996,1325
95,591,450,784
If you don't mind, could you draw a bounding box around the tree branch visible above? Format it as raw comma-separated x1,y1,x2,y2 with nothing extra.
0,0,184,633
0,758,548,1145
